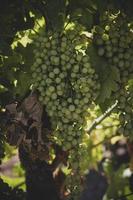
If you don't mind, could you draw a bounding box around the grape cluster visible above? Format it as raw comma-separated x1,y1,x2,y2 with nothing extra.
93,13,133,138
65,148,82,199
118,89,133,138
94,15,133,80
31,28,100,150
31,27,100,199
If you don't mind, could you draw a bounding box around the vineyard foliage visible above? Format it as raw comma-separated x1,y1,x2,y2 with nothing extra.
1,1,133,200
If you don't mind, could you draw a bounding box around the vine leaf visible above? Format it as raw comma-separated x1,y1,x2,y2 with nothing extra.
44,0,66,30
5,93,52,161
5,93,44,146
15,72,32,98
19,93,43,123
94,0,108,13
15,43,34,69
6,103,18,115
87,45,120,104
97,69,119,103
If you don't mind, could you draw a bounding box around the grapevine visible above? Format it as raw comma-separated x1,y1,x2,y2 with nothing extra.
1,1,133,200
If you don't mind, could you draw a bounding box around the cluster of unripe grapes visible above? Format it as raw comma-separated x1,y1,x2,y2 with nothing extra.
93,13,133,138
118,89,133,138
31,28,100,151
31,28,100,199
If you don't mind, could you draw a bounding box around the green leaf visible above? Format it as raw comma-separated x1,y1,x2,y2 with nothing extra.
68,0,97,28
94,0,108,13
68,0,96,11
15,43,34,71
97,74,118,103
75,8,94,29
3,53,21,67
0,91,13,106
111,67,120,82
98,98,114,112
44,0,66,31
87,44,120,104
0,38,12,56
14,72,32,98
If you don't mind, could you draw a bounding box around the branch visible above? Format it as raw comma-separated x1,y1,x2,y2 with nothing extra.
87,101,118,135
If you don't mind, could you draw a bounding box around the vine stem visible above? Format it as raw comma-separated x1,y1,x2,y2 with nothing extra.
87,101,118,135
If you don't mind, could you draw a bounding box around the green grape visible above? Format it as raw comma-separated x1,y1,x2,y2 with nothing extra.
98,48,105,56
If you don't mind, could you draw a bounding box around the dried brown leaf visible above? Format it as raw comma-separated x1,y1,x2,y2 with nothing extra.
6,124,26,146
20,93,43,122
6,103,17,115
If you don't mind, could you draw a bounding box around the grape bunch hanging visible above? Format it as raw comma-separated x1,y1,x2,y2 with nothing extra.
31,28,100,150
31,27,100,198
93,13,133,138
118,88,133,138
